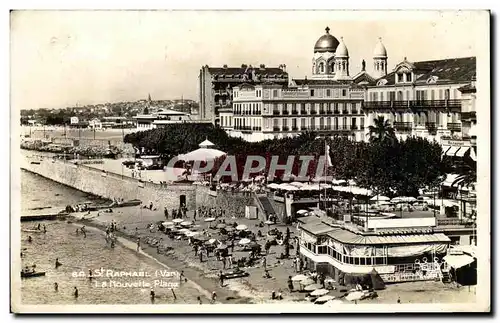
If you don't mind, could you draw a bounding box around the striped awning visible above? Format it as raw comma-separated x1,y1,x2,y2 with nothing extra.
455,147,470,157
446,146,460,156
442,145,451,155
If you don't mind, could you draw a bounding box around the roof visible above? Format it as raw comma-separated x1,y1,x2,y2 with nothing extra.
458,83,477,93
199,139,215,147
206,66,288,76
301,222,333,235
293,79,353,86
373,57,476,86
157,109,188,116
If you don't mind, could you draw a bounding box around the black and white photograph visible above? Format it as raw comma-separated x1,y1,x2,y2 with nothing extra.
9,9,490,313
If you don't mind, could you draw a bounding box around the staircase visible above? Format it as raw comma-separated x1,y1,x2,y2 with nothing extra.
254,193,278,221
441,268,452,283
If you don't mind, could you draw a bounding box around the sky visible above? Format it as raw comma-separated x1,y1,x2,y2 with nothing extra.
10,10,487,111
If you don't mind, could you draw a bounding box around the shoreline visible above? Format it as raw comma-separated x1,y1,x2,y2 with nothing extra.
70,215,254,304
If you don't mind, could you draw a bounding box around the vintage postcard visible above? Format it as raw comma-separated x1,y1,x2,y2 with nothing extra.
10,10,490,313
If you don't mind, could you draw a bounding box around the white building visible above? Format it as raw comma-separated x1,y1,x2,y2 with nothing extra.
70,116,79,125
134,109,202,131
88,118,102,130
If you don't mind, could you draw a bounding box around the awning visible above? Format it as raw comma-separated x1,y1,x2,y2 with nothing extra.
441,145,451,155
443,254,475,269
455,147,470,157
446,146,460,156
470,147,477,162
442,174,461,187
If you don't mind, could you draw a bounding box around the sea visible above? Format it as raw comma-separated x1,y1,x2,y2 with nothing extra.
20,170,207,305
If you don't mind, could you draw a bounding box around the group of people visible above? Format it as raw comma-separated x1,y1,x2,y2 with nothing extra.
163,205,188,220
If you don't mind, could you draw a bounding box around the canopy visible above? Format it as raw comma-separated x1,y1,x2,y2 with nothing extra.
345,291,365,301
278,183,299,191
264,220,274,225
186,231,200,237
325,299,344,307
296,210,309,215
207,238,217,244
443,254,475,269
310,288,329,297
267,183,281,189
181,221,193,226
178,228,189,233
199,139,215,148
238,238,251,245
370,195,390,201
216,223,226,229
391,196,417,203
204,217,216,222
442,174,461,187
162,221,174,226
172,219,184,224
303,283,322,292
300,278,315,286
178,148,226,162
291,274,308,282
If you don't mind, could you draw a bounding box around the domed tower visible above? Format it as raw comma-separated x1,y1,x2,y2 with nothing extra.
333,37,350,80
312,27,339,79
373,37,388,79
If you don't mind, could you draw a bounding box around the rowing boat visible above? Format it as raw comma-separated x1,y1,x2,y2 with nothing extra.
21,271,46,278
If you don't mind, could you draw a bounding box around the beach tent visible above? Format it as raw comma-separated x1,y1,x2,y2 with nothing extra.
267,183,281,189
370,269,386,290
370,195,390,202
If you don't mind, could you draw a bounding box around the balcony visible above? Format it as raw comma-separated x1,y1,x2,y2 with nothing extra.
447,123,462,132
300,110,307,115
342,109,349,114
394,122,412,132
461,111,476,120
291,110,298,115
326,110,332,115
282,110,289,115
272,111,280,115
333,110,340,114
363,99,462,111
310,110,317,115
425,122,437,135
350,125,358,130
319,110,326,115
292,127,299,131
282,126,289,131
273,127,280,132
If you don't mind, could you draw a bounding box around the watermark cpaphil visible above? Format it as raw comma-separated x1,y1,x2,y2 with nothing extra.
164,153,335,182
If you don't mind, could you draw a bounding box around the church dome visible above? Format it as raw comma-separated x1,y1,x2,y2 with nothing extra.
314,27,340,53
373,37,387,58
335,37,349,57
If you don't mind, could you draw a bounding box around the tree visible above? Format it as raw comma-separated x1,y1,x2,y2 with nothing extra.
368,116,396,143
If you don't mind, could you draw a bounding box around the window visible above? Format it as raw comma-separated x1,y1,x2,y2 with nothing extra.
445,89,450,100
360,118,364,128
380,92,384,101
342,89,347,97
360,258,366,265
311,118,316,129
301,118,306,129
406,72,412,82
310,89,315,97
396,74,402,83
431,90,435,101
326,89,331,97
273,89,278,97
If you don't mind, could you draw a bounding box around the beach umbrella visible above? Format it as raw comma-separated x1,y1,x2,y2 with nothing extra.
178,228,189,233
370,195,390,201
304,283,322,292
238,238,251,245
186,231,200,237
204,217,216,222
314,295,335,304
206,238,217,245
236,224,248,231
264,220,274,225
296,210,308,215
182,230,193,236
195,235,209,242
291,274,308,282
310,288,329,297
181,221,193,227
172,219,183,224
224,226,235,232
217,244,228,250
162,221,174,226
216,223,226,229
345,291,365,302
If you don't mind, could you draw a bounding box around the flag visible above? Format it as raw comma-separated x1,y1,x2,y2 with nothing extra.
325,144,333,167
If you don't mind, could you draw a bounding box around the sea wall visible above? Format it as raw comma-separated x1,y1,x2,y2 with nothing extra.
195,185,255,218
21,156,196,210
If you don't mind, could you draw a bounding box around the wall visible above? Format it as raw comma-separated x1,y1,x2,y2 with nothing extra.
195,185,255,218
22,156,196,211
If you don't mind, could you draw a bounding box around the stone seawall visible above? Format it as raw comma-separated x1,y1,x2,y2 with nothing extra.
21,156,196,211
195,185,255,218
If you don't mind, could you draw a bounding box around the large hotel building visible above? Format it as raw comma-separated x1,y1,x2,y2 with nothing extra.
199,27,477,155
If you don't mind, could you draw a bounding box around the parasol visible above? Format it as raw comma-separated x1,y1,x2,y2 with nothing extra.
296,210,308,215
300,279,315,287
264,220,274,225
217,244,228,250
291,274,308,282
204,217,216,222
345,291,365,302
162,221,174,226
314,295,335,304
178,228,189,233
207,238,217,244
181,221,193,227
238,238,251,245
186,231,200,237
310,288,329,297
236,224,248,231
224,226,235,232
172,219,183,224
303,283,322,292
324,299,344,307
216,223,226,229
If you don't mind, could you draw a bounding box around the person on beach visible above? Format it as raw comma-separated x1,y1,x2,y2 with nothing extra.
287,276,294,292
199,249,203,262
76,228,79,236
222,257,226,269
150,289,155,302
54,282,58,292
228,255,233,268
194,244,199,256
28,236,32,243
73,287,79,298
179,271,185,283
136,238,141,252
43,224,47,233
37,223,41,230
262,257,267,270
397,297,401,304
211,291,217,303
88,269,93,281
55,258,62,268
197,296,202,304
164,207,169,220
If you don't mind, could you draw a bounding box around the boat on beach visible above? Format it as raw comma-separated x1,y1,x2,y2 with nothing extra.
22,229,45,233
21,271,46,278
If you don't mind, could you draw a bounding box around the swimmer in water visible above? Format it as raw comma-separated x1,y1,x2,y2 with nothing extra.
43,224,47,233
150,289,155,302
28,236,32,243
73,287,78,298
88,269,93,280
76,228,79,236
37,223,41,230
55,258,62,268
54,282,58,292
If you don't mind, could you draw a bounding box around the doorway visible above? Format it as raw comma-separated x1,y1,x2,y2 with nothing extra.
180,195,186,208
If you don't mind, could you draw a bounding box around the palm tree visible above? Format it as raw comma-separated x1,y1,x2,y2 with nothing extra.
367,116,396,143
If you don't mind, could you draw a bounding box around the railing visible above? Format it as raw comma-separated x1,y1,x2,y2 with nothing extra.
273,111,280,115
291,110,298,115
394,122,412,131
437,218,474,226
282,126,289,131
282,110,289,115
300,110,307,115
350,125,358,130
333,110,340,114
363,99,462,110
319,110,326,115
273,127,280,131
292,127,299,131
310,110,317,115
447,123,462,131
342,109,349,114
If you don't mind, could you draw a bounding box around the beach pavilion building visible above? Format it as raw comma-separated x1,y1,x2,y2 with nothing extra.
298,213,453,284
